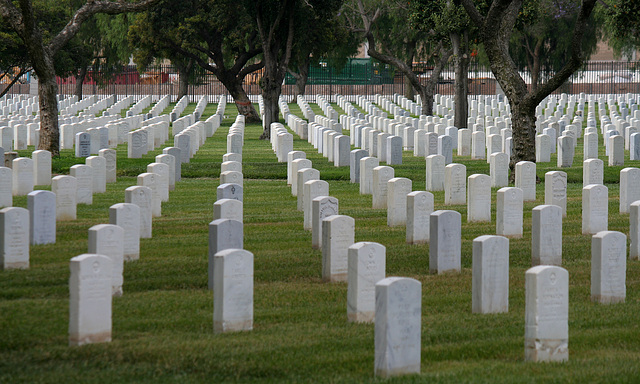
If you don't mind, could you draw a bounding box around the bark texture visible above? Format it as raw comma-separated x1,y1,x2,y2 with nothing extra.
166,31,263,123
0,0,161,156
256,0,295,139
451,30,470,129
461,0,597,170
74,65,87,100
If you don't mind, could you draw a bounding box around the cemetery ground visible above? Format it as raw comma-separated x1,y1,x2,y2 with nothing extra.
1,101,640,383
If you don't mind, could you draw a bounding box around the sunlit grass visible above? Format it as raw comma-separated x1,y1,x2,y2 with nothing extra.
1,102,639,383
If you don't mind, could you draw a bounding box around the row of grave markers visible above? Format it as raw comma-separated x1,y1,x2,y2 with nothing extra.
276,93,639,376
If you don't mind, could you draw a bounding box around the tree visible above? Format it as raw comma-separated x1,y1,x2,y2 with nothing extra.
129,0,263,121
0,0,160,156
411,0,477,127
346,0,452,116
63,13,136,100
509,0,600,92
600,0,640,58
0,22,31,97
248,0,297,138
287,1,358,96
460,0,597,171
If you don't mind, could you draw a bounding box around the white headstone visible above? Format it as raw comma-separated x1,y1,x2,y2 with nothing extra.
208,219,243,290
303,179,329,231
425,154,445,192
52,175,77,221
387,177,412,227
12,157,34,196
406,191,434,244
86,156,107,194
124,185,152,239
312,196,338,249
582,184,608,235
0,166,12,208
467,174,491,222
359,157,379,195
27,190,56,245
524,265,569,362
490,152,508,188
347,242,386,323
544,171,567,217
69,254,112,346
217,183,243,202
0,207,29,269
532,205,563,266
515,161,536,202
472,235,509,314
88,224,125,296
374,277,421,377
496,187,523,238
137,173,161,217
583,158,603,187
372,166,394,209
213,248,253,333
322,215,355,282
630,201,640,260
99,149,117,184
429,210,461,274
109,203,141,261
619,167,640,214
591,231,626,304
70,164,93,205
214,198,243,223
32,150,51,186
297,168,320,211
444,163,466,205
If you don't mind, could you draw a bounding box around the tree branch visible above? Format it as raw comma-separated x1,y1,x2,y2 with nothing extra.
459,0,484,28
0,0,24,35
49,0,161,55
527,0,598,106
238,61,265,80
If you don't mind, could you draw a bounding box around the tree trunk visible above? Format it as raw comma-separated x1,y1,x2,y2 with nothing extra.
418,87,433,116
38,71,60,156
451,31,470,129
290,55,310,96
422,45,453,116
261,86,280,139
260,61,283,139
74,65,87,100
403,42,416,101
404,71,415,101
509,101,536,172
176,65,189,101
218,72,261,123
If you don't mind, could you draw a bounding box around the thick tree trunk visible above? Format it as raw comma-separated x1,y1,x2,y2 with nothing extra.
260,61,283,139
451,31,470,129
461,0,597,169
261,87,280,139
218,73,261,123
38,72,60,156
403,43,416,101
74,65,87,100
418,87,433,116
176,65,189,101
531,54,541,93
509,101,536,172
404,72,415,101
290,55,310,96
422,45,453,116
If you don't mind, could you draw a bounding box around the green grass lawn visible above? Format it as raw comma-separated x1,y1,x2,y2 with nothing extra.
1,101,639,383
